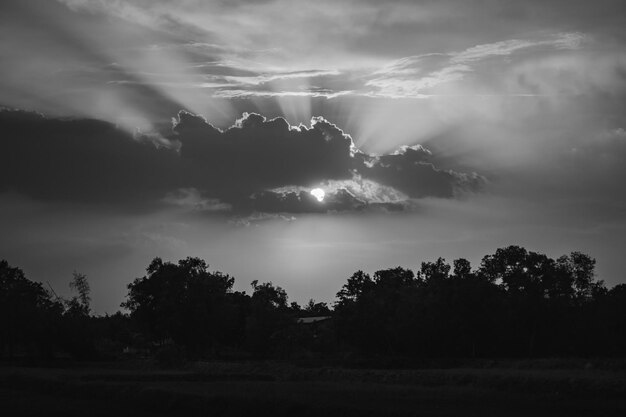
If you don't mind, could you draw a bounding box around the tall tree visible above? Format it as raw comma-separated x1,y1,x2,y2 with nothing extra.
66,271,91,317
123,257,235,354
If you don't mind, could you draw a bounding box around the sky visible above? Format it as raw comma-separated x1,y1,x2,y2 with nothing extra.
1,0,625,313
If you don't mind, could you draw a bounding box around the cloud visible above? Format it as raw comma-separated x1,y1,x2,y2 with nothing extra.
173,111,357,198
564,127,626,186
4,0,623,138
162,188,232,212
450,33,584,64
254,176,409,214
366,33,586,98
0,108,181,207
0,108,484,215
359,145,484,198
249,189,366,214
172,111,484,208
504,51,626,97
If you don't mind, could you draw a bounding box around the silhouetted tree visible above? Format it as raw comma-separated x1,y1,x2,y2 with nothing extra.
332,246,617,359
336,270,374,304
335,267,421,354
122,257,235,356
598,284,626,355
66,271,91,317
303,299,331,316
419,257,451,283
61,271,98,359
0,260,63,358
557,252,603,300
452,258,472,279
3,243,625,363
250,280,288,309
245,281,292,356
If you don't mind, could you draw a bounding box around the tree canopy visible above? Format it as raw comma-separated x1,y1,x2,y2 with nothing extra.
2,245,626,361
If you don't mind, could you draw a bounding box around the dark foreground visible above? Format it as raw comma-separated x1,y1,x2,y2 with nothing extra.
2,361,626,417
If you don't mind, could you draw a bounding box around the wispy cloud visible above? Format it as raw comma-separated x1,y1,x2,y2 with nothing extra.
212,89,352,99
451,32,584,64
366,32,586,98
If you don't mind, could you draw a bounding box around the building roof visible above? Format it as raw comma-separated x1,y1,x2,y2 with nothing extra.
296,316,332,324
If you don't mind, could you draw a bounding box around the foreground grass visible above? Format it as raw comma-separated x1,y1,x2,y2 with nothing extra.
2,361,626,416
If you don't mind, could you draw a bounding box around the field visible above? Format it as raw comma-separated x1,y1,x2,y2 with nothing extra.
2,360,626,416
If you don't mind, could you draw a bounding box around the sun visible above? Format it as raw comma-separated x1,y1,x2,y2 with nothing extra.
310,188,325,202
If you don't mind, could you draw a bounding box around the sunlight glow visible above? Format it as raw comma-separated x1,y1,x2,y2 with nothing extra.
310,188,325,202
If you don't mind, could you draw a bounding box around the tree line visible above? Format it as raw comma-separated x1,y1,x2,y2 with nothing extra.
1,245,625,363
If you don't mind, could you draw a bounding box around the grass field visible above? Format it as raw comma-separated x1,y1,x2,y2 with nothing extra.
2,361,626,416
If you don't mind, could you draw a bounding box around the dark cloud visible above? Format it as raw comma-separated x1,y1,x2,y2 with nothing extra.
0,108,484,214
0,109,180,209
360,145,485,198
174,112,355,196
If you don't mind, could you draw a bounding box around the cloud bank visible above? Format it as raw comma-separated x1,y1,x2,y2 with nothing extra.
0,108,484,215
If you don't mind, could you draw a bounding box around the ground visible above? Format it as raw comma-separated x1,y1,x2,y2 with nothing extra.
2,360,626,416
